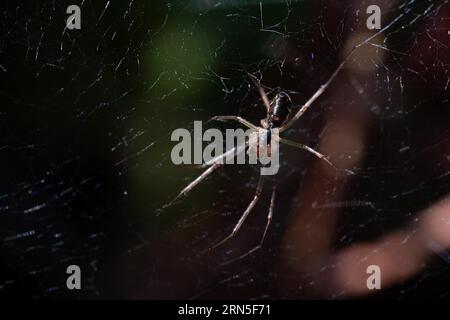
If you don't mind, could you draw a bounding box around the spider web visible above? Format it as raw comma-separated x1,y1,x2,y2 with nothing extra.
0,0,449,299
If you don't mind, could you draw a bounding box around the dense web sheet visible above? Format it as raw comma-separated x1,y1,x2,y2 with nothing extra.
0,0,449,299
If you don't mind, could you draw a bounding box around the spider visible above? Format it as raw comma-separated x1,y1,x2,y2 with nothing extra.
169,48,357,253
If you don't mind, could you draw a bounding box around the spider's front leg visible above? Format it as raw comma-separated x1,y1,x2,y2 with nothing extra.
167,142,249,206
165,163,223,207
261,180,276,247
278,137,337,169
220,178,277,265
209,174,265,250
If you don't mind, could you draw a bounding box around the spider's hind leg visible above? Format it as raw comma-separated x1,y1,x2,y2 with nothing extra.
246,72,271,113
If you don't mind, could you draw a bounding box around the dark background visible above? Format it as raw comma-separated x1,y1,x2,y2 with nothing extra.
0,0,449,299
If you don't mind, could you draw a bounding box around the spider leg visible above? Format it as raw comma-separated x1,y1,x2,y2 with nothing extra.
279,47,359,133
220,180,276,266
166,163,222,206
208,116,258,130
168,141,250,206
278,137,337,170
247,73,271,112
260,180,276,247
202,141,248,167
209,174,264,250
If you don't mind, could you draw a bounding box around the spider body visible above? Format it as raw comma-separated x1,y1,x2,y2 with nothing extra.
170,61,353,254
267,92,292,129
261,92,292,147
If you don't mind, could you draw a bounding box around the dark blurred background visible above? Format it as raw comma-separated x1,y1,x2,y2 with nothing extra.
0,0,449,299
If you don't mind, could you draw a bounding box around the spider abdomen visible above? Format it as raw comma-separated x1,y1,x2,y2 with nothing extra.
269,92,292,128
